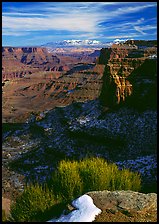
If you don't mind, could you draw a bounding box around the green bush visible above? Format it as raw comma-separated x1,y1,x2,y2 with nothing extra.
10,183,57,222
52,160,82,200
51,157,141,199
111,167,141,191
78,157,111,192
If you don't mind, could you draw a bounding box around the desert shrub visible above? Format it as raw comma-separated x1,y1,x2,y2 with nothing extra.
51,157,141,200
111,167,141,191
10,183,57,222
78,158,141,192
52,160,82,200
78,157,111,192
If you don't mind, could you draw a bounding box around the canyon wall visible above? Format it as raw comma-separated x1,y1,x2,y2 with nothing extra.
2,43,157,122
98,43,157,110
2,47,63,81
2,47,98,81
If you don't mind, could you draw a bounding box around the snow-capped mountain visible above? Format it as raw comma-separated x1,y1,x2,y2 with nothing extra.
41,38,135,49
41,40,111,48
113,38,133,44
61,40,101,45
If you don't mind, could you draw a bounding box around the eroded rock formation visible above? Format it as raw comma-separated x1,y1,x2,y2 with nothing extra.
2,42,157,122
99,43,157,108
2,63,104,122
2,47,98,81
2,47,62,81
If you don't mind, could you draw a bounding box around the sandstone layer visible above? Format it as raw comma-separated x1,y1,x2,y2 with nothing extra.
99,43,157,108
2,42,157,122
2,47,98,81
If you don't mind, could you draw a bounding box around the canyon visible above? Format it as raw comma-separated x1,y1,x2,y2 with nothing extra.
2,46,97,81
2,41,157,122
2,40,157,221
2,46,103,122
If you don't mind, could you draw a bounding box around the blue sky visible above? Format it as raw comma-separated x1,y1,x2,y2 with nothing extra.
2,2,157,46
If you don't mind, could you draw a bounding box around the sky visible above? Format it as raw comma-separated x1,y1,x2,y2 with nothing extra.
2,1,157,46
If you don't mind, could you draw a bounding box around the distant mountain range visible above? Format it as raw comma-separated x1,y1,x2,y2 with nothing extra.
41,39,157,49
41,39,113,48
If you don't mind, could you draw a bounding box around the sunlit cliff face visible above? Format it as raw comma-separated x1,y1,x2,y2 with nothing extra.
99,40,157,108
100,57,144,107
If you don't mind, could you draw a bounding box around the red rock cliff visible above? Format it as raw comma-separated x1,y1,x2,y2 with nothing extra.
99,43,157,108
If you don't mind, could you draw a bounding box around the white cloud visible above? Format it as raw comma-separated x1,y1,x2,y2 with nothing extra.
2,2,157,41
106,31,157,40
113,3,156,16
137,18,145,23
2,14,99,34
140,25,157,31
134,26,146,35
134,24,156,35
2,29,30,36
106,34,143,39
2,12,45,16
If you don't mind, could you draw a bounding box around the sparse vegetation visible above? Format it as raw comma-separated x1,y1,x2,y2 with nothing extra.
10,157,141,222
10,184,58,222
51,157,141,200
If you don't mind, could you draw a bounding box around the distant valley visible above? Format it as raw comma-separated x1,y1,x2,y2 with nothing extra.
2,45,104,122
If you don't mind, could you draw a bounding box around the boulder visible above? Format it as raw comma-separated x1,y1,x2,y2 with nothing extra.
87,190,157,222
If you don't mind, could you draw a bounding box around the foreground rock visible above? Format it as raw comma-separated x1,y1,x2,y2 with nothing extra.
62,190,157,222
2,190,157,222
87,190,157,222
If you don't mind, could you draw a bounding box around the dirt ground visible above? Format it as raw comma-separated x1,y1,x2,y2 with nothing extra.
94,209,157,222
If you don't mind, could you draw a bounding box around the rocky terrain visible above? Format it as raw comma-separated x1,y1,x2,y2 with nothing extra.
98,43,157,109
2,46,103,122
59,190,157,222
90,190,157,222
2,64,104,122
2,40,157,221
2,41,157,122
2,46,99,82
2,99,157,199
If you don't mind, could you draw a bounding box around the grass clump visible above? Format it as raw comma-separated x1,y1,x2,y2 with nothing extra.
51,157,141,200
10,183,58,222
52,160,82,200
78,157,111,192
